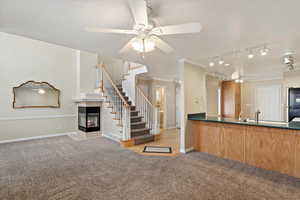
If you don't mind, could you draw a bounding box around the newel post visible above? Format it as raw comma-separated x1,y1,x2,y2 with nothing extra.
97,62,104,92
122,105,131,140
153,106,160,135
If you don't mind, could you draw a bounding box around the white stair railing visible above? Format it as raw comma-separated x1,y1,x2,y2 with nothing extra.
99,63,131,141
135,86,160,135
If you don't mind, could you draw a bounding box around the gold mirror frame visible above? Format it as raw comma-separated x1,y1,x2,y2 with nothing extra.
13,81,61,109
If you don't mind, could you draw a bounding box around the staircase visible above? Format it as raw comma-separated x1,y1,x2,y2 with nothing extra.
117,85,155,145
98,61,160,146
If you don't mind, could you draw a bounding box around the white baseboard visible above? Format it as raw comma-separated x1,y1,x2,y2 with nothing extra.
0,132,77,144
180,147,195,154
102,133,121,142
166,126,178,130
0,114,76,121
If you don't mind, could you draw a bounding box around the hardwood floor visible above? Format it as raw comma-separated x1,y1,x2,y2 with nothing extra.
126,128,180,156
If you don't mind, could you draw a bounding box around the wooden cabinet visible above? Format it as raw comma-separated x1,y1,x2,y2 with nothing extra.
198,122,222,156
245,127,296,176
221,81,241,118
221,124,245,163
295,134,300,177
192,121,300,178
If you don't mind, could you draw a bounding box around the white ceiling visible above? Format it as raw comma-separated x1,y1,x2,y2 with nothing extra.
1,0,300,80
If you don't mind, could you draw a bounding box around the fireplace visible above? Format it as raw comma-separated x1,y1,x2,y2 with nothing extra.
78,107,100,132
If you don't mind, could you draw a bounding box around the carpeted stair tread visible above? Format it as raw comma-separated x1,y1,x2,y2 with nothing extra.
131,121,146,125
131,127,151,132
131,116,143,119
133,134,155,145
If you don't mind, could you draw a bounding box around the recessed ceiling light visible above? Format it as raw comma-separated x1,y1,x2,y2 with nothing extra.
224,63,230,67
209,62,215,67
219,59,224,65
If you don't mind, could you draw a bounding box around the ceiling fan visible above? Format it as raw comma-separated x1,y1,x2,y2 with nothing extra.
85,0,202,54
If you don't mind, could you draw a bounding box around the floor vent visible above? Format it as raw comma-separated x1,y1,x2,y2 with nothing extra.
143,146,172,154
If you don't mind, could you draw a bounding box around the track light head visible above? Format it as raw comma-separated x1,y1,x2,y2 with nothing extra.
248,53,254,59
218,59,224,65
260,47,269,56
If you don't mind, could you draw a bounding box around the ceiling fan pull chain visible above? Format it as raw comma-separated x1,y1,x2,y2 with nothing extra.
142,38,146,53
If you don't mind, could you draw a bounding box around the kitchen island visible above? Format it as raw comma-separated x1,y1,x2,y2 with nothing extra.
188,113,300,178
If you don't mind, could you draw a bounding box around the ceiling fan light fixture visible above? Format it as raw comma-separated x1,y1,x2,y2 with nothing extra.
145,39,155,51
132,38,155,53
132,39,143,52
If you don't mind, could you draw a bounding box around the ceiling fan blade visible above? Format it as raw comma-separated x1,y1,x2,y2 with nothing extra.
151,36,174,54
85,27,137,35
151,23,202,35
119,38,136,54
128,0,148,26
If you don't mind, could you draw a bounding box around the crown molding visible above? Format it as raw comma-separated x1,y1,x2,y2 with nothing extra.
137,75,177,82
178,58,207,68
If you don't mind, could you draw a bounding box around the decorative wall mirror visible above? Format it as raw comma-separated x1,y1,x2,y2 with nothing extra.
13,81,60,109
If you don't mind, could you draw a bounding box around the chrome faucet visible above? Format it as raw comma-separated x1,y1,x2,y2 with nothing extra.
239,111,243,121
255,110,261,122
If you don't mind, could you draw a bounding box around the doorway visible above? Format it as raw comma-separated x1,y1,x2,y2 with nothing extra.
155,86,167,129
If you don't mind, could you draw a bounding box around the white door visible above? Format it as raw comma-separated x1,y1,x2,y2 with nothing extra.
255,85,282,121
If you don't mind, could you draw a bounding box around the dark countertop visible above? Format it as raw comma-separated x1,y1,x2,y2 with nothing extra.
188,113,300,131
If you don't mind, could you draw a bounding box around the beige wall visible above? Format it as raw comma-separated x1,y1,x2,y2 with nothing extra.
99,56,124,84
136,78,177,129
0,32,98,141
80,51,98,93
241,79,284,120
241,72,300,121
206,75,220,116
181,61,207,152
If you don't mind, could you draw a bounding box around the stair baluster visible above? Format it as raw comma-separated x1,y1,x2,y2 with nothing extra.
135,86,160,135
99,63,131,141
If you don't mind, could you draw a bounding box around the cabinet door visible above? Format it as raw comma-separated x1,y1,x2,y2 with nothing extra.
221,81,241,118
295,134,300,178
245,127,296,176
198,122,222,156
221,124,245,162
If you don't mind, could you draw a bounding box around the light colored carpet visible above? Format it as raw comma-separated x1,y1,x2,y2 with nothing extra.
1,136,300,200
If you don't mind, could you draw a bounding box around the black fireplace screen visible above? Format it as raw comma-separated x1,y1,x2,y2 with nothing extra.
78,107,100,132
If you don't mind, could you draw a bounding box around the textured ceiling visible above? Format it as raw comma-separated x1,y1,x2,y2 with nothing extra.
1,0,300,80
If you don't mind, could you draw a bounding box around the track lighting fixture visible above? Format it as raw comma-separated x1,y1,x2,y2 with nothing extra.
260,47,269,56
235,79,244,83
247,49,254,59
218,58,224,65
207,44,271,68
